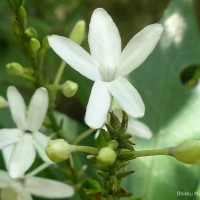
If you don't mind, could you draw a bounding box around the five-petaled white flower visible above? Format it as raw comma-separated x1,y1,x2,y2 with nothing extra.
0,152,74,200
48,8,163,129
0,86,51,178
0,171,74,200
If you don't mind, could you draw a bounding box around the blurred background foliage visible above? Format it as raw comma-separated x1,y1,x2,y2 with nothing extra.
1,0,200,199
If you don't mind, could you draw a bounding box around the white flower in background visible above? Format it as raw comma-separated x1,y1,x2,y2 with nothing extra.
0,86,51,178
48,8,163,129
126,118,152,139
0,170,74,200
0,162,74,200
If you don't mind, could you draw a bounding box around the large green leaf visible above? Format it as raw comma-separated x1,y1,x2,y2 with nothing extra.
125,0,200,199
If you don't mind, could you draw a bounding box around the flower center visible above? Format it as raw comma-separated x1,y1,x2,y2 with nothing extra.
100,65,116,82
24,130,33,134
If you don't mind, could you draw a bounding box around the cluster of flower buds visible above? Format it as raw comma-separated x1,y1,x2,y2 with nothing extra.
91,112,135,198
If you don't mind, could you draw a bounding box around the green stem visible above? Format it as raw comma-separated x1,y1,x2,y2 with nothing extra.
48,109,64,138
20,73,36,83
73,128,94,145
73,145,98,155
54,61,66,85
26,163,51,177
134,148,169,158
50,60,66,103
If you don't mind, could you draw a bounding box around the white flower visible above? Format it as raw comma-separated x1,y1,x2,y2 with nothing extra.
48,8,163,129
0,151,74,200
0,86,51,178
0,170,74,200
126,118,152,139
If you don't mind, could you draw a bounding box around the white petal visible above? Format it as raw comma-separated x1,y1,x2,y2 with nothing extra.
112,108,151,138
89,8,121,81
27,88,48,132
1,187,18,200
85,81,111,128
33,132,52,163
116,24,163,77
9,134,36,178
3,145,15,169
7,86,27,130
18,189,33,200
127,118,152,139
1,184,32,200
108,78,145,118
0,170,11,188
0,129,21,149
48,35,101,81
26,176,74,198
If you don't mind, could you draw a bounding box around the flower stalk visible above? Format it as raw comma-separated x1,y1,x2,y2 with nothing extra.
133,148,169,157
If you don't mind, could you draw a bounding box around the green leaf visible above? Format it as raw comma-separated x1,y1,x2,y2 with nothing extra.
83,178,102,190
125,0,200,199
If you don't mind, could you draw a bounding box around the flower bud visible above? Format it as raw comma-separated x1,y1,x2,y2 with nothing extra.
6,62,24,75
23,67,34,75
46,139,72,162
97,147,116,165
0,96,8,108
69,20,85,44
29,38,41,55
24,28,37,38
169,140,200,164
18,6,27,28
42,36,50,50
61,80,78,98
12,21,21,38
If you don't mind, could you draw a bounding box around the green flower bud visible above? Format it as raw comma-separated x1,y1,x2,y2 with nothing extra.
97,147,116,165
29,38,41,55
0,96,8,108
61,80,78,98
110,175,118,193
46,139,72,162
170,140,200,164
18,6,27,28
6,62,24,75
69,20,86,44
23,67,34,75
108,140,119,150
42,36,50,50
24,28,37,38
12,21,21,38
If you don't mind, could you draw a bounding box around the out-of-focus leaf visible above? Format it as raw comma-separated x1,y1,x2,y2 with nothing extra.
54,111,85,141
124,0,200,199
